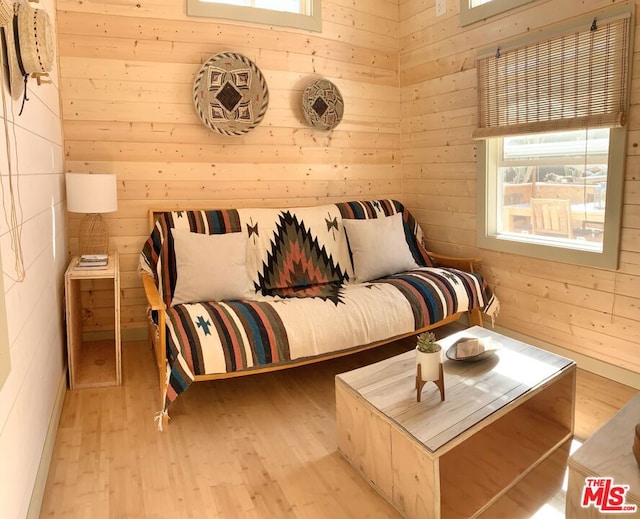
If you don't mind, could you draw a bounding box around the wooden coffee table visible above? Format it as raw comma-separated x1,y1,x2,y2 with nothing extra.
336,326,576,519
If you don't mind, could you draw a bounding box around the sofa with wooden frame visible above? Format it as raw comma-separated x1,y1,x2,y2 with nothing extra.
139,199,494,428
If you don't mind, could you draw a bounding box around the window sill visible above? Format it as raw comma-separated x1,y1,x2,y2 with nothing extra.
477,231,618,269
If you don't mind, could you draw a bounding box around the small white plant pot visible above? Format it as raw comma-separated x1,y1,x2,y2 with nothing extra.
416,347,442,382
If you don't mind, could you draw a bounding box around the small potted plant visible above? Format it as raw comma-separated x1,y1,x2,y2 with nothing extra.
416,331,442,382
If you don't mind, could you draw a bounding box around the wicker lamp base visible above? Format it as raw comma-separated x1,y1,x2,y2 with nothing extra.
79,213,110,256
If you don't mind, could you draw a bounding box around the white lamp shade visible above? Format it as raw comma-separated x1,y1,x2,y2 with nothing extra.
65,173,118,214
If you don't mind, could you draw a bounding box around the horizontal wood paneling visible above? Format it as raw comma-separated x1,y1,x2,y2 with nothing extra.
55,3,399,52
64,142,398,164
59,0,640,377
58,3,401,332
400,0,640,375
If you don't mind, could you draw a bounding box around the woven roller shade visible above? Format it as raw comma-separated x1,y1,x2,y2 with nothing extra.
474,11,632,139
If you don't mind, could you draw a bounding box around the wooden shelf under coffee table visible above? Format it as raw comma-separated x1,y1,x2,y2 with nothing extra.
335,326,576,519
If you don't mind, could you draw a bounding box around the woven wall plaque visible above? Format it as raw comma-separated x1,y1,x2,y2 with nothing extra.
302,79,344,130
193,52,269,136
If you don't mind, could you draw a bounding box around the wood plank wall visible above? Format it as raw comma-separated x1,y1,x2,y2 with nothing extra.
57,0,401,334
399,0,640,375
58,0,640,378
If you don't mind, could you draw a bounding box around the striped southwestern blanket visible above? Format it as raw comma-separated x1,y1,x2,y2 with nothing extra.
160,266,490,413
139,200,497,418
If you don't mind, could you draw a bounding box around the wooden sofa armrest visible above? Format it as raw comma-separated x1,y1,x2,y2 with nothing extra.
141,272,166,311
427,253,485,327
141,272,168,424
427,252,482,273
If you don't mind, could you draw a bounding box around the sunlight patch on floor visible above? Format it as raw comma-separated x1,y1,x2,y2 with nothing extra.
530,438,584,518
563,438,584,492
531,503,565,518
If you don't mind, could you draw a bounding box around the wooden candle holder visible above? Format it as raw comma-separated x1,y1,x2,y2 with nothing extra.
416,363,445,402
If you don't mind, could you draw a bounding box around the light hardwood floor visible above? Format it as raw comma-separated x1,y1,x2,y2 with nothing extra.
40,329,637,518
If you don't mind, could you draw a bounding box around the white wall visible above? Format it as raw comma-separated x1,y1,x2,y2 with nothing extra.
0,0,67,517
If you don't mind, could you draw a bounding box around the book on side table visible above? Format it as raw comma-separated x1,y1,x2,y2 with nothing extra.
76,254,109,269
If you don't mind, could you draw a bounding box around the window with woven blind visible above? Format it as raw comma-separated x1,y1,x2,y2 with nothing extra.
474,10,632,139
476,5,634,269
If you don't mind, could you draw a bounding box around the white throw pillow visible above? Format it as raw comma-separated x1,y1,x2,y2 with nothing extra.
343,213,419,282
171,228,255,305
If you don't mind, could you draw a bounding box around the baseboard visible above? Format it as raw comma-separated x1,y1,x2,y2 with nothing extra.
26,367,67,519
83,327,148,343
123,327,148,341
456,313,639,390
88,321,640,387
116,318,636,386
489,323,640,391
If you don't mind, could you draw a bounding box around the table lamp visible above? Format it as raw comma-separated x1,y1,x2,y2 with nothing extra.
65,173,118,257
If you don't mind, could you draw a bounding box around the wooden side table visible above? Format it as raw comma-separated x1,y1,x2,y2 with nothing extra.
64,252,121,389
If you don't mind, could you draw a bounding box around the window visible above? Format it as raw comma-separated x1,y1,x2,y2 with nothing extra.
187,0,322,32
460,0,536,27
475,6,633,269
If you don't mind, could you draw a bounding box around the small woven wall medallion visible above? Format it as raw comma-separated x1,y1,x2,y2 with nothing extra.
193,52,269,136
302,79,344,130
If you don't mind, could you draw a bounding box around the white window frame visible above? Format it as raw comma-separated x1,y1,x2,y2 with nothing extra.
460,0,536,27
477,128,626,269
187,0,322,32
475,5,634,270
